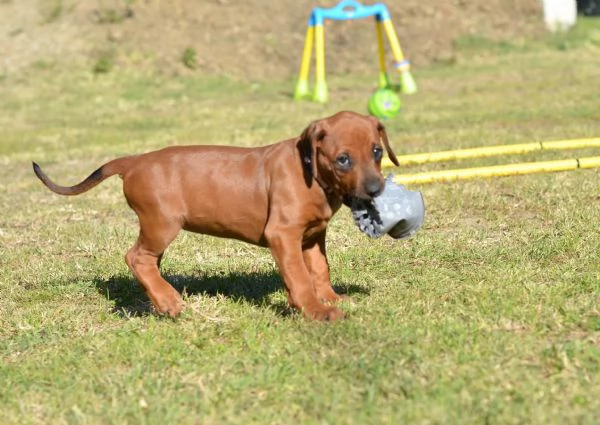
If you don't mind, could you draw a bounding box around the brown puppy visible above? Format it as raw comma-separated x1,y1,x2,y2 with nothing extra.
33,111,399,321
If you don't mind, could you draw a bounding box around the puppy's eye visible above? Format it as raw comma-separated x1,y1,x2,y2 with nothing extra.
373,147,383,162
336,153,352,170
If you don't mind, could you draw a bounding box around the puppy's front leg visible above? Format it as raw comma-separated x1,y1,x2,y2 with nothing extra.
266,230,344,321
302,232,346,304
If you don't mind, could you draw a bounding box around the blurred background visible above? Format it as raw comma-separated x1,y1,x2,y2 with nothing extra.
0,0,554,80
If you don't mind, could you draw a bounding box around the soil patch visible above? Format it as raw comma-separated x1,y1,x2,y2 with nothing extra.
0,0,544,79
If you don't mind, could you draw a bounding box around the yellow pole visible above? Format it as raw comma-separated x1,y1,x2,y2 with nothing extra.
313,23,328,103
544,138,600,151
381,137,600,168
294,26,314,100
393,156,600,185
579,157,600,168
381,19,417,94
381,19,406,62
375,20,389,89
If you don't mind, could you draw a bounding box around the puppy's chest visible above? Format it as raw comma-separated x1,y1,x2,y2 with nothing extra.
302,218,330,243
301,202,339,240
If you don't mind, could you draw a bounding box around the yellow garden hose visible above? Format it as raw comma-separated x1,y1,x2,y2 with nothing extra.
393,156,600,185
381,137,600,184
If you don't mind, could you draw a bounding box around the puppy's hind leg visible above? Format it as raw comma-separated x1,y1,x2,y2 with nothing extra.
125,216,183,317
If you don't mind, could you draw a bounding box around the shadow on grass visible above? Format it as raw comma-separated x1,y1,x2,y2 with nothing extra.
93,270,368,318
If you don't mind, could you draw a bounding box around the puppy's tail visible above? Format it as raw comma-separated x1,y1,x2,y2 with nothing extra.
32,156,137,196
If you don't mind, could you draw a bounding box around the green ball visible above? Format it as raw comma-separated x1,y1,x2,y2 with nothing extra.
368,88,401,119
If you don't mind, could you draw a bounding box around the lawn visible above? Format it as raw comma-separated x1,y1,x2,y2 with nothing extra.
1,19,600,425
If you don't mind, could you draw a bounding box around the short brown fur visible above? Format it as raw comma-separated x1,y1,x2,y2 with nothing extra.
33,111,399,321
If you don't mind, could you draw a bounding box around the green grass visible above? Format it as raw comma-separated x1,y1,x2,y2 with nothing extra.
1,20,600,424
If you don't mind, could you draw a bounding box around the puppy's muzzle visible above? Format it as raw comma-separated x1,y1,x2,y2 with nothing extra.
363,177,384,199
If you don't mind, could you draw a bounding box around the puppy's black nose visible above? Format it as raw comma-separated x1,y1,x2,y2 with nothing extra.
364,178,383,198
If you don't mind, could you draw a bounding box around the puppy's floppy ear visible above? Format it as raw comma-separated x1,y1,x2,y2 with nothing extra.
297,120,327,187
370,117,400,167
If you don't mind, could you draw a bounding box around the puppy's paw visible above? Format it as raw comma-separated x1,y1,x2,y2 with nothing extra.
307,305,345,322
152,288,183,318
315,286,350,305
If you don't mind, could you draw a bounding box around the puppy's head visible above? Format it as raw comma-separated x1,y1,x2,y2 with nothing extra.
299,111,399,201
